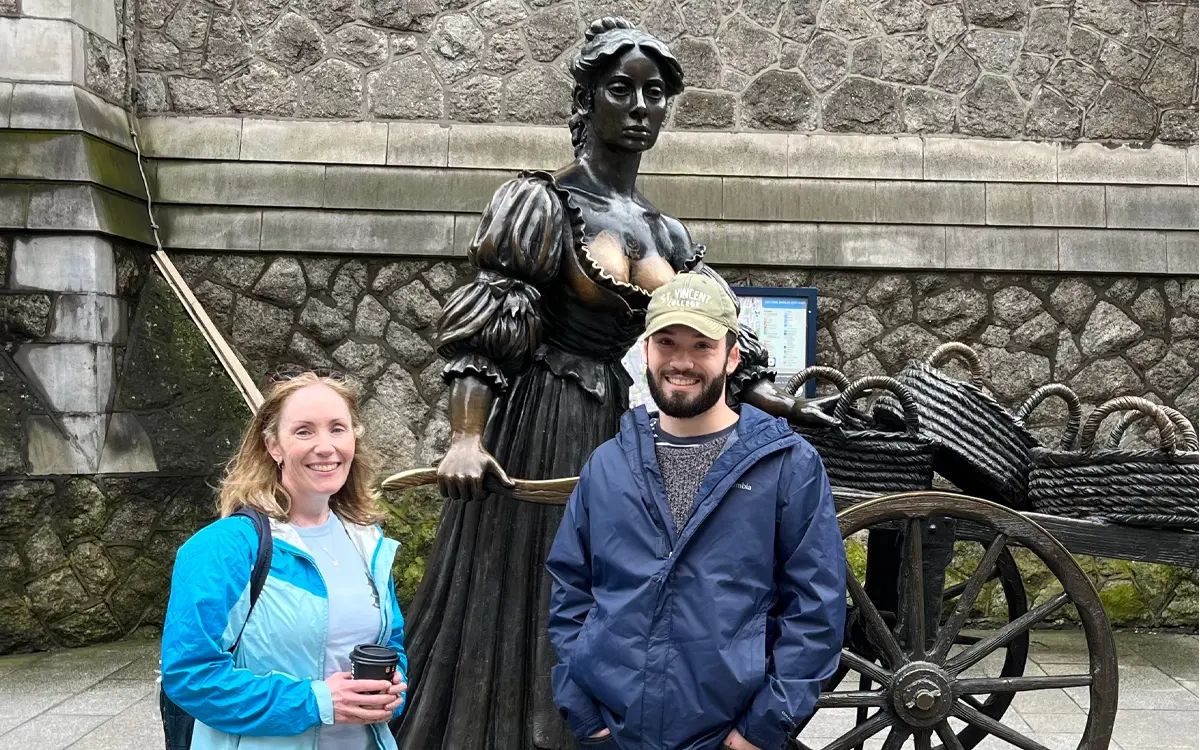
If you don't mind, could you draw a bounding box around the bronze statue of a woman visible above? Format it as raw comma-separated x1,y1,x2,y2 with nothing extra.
394,18,834,750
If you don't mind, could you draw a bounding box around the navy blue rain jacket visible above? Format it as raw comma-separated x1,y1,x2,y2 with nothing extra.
547,405,847,750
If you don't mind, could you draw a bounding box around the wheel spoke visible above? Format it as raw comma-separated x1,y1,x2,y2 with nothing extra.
839,649,892,686
934,720,965,750
951,699,1054,750
815,691,888,709
913,728,932,750
905,518,926,659
957,674,1092,694
855,673,870,745
880,726,910,750
954,634,981,646
931,534,1008,661
823,710,892,750
962,695,985,711
947,592,1070,675
846,565,907,668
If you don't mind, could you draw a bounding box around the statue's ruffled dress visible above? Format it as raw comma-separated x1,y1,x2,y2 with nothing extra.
394,172,773,750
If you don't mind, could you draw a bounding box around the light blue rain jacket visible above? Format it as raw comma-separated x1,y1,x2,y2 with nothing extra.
161,512,407,749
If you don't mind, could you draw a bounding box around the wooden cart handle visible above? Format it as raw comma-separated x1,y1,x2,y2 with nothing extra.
380,467,576,505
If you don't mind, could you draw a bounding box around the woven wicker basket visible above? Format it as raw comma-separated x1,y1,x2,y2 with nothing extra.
785,366,875,430
799,375,936,494
1105,404,1199,451
1029,397,1199,531
875,343,1039,509
1014,383,1084,451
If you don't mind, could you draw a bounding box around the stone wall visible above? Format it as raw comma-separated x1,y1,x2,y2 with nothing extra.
2,240,1197,653
0,236,245,653
169,252,1198,625
130,0,1199,143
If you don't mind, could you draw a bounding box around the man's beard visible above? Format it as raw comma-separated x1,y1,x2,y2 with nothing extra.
646,367,727,419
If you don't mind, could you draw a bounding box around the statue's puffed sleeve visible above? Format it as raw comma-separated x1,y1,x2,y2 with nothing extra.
691,262,777,402
436,176,566,392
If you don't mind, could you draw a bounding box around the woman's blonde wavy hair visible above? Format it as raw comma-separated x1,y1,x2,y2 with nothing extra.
218,372,385,526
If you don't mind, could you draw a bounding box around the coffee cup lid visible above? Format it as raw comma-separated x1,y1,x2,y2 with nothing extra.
350,644,398,664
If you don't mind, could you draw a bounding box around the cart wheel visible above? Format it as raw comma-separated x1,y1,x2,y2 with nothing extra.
792,492,1117,750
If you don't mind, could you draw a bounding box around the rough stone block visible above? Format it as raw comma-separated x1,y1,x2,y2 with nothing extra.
260,209,456,256
323,166,509,213
240,119,388,165
26,415,95,475
158,206,263,251
12,235,116,293
876,181,986,225
98,413,159,473
0,82,12,127
0,183,30,227
155,160,325,207
1058,142,1189,185
945,226,1059,271
447,123,572,171
722,177,876,222
137,116,241,160
985,184,1106,227
787,134,923,179
14,343,115,412
816,224,946,269
685,220,819,266
924,137,1057,182
387,122,451,167
644,131,789,177
47,294,125,344
0,18,84,84
1166,232,1199,275
637,175,723,220
1059,229,1168,274
1107,186,1199,230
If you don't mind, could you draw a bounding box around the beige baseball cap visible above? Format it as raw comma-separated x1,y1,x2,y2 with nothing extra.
644,273,740,341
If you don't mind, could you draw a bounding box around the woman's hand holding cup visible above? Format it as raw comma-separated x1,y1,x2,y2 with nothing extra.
384,671,407,713
327,672,395,724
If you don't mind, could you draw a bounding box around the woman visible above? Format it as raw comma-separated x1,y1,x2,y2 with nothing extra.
394,18,833,750
162,371,408,749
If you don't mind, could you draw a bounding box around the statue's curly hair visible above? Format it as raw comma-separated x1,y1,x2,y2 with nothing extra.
567,17,684,158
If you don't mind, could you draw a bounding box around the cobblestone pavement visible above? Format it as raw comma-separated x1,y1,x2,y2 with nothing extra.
0,629,1194,749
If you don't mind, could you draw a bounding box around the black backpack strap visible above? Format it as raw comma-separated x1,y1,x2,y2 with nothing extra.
230,507,273,652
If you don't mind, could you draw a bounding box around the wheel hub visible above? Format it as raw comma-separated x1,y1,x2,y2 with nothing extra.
890,662,953,728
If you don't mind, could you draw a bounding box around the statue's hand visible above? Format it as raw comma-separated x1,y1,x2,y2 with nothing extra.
436,437,513,503
789,393,842,429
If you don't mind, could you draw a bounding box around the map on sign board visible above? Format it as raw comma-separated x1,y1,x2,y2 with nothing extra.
620,288,817,409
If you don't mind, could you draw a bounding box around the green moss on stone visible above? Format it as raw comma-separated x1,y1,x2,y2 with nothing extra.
381,486,444,608
1098,581,1146,624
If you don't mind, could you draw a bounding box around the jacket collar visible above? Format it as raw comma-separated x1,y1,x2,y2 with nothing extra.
618,403,800,547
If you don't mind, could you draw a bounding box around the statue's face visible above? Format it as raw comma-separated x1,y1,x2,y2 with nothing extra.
590,47,669,153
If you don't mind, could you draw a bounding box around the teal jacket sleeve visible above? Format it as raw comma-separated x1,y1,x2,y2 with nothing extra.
387,576,409,720
738,445,847,750
160,517,331,736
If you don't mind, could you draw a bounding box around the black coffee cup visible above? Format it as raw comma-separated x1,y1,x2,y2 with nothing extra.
349,644,399,686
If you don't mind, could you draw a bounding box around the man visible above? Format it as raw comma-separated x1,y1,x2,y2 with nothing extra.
546,273,847,750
